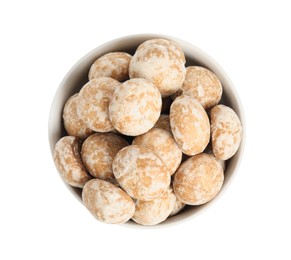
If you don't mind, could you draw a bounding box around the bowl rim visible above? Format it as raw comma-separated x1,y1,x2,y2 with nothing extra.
48,33,245,229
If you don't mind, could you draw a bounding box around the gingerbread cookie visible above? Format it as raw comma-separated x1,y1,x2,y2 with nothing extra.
112,145,170,201
129,40,186,96
77,77,121,132
180,66,222,109
109,78,161,136
173,153,224,205
82,179,135,224
89,52,132,82
211,104,242,160
133,128,182,175
170,95,210,155
63,94,93,139
54,136,91,188
81,133,128,182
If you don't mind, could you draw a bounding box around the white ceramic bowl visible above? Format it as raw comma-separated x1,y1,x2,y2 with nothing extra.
48,34,245,227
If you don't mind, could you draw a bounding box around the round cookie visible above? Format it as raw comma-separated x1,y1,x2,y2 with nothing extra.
133,128,182,175
181,66,222,109
132,188,176,226
77,77,121,132
81,133,129,182
154,114,171,132
210,104,242,160
89,52,132,82
63,94,93,139
82,179,135,224
173,153,224,205
136,38,186,63
54,136,91,188
170,196,185,217
170,95,210,156
112,145,170,201
109,78,162,136
129,42,186,97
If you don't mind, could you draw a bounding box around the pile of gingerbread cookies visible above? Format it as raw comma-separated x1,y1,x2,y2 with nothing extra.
54,38,242,226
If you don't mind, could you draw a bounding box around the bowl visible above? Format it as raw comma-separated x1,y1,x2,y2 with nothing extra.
48,34,245,227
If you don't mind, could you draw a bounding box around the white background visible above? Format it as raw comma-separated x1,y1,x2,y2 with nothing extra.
0,0,290,259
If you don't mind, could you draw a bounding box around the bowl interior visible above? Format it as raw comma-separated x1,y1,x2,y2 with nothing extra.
48,34,245,227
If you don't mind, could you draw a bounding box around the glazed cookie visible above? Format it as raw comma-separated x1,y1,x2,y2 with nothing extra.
136,38,186,63
211,104,242,160
77,77,121,132
54,136,91,188
170,95,210,155
112,145,170,201
82,179,135,224
180,66,222,109
89,52,132,82
109,78,162,136
63,94,93,139
133,128,182,175
170,196,186,217
154,114,171,133
173,153,224,205
132,188,176,226
129,41,186,96
81,133,129,182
